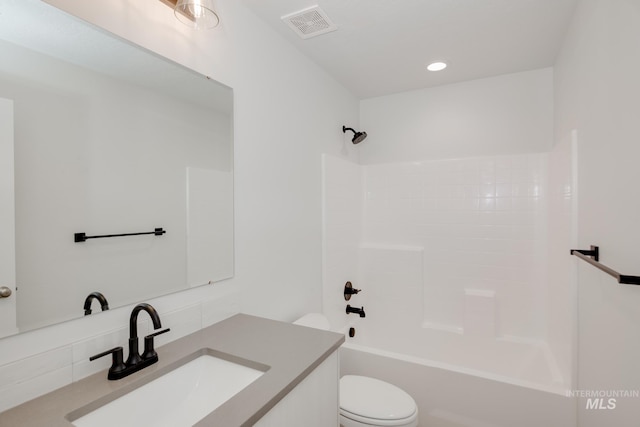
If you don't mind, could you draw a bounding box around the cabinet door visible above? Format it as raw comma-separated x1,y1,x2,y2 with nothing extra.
254,351,339,427
0,98,17,337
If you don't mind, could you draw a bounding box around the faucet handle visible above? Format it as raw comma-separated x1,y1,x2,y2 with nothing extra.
142,328,170,360
90,347,126,380
344,281,362,301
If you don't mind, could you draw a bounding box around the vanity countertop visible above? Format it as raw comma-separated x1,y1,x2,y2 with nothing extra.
0,313,345,427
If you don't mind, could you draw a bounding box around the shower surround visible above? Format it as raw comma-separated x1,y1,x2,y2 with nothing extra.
322,146,576,426
362,154,549,341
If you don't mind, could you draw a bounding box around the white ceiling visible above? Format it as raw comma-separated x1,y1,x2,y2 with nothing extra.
240,0,579,99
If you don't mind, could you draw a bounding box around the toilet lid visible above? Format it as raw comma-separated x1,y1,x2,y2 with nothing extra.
340,375,416,421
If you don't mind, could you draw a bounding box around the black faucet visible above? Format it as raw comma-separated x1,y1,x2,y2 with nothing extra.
346,304,366,318
90,303,170,380
83,291,109,315
126,303,162,366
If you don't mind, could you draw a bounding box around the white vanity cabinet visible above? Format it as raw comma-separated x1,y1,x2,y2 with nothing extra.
254,351,339,427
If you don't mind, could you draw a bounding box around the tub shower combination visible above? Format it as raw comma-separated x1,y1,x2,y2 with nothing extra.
322,146,577,427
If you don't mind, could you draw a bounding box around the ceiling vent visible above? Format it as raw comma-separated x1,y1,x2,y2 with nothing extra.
281,5,337,40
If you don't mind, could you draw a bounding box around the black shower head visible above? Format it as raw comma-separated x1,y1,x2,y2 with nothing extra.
342,125,368,144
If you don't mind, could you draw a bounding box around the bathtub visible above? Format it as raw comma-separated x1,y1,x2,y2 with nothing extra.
339,333,576,427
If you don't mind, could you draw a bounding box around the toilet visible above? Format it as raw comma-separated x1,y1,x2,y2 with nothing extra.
293,314,418,427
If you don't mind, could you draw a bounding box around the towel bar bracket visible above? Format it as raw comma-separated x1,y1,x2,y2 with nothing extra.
618,275,640,285
570,245,599,262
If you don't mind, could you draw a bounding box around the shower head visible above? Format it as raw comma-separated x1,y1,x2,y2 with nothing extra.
342,125,368,144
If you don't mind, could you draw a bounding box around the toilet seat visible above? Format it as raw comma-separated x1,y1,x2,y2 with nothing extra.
339,375,418,427
340,409,418,427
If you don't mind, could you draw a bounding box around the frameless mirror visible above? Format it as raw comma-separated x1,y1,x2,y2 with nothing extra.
0,0,233,337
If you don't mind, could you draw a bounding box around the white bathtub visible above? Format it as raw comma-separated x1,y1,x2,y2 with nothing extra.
343,319,568,392
339,337,576,427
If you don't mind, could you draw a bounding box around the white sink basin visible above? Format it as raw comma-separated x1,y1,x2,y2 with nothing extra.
71,351,267,427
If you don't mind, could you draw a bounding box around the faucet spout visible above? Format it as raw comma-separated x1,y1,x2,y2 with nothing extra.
129,303,162,340
127,303,162,367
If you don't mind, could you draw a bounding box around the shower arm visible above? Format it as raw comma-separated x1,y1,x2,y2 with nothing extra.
342,126,356,135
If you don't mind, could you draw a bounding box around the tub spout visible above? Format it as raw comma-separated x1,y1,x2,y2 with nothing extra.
346,304,365,318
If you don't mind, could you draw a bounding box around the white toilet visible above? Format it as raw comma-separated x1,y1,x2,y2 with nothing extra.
294,314,419,427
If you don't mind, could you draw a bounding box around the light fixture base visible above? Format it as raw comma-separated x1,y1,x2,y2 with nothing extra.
158,0,220,30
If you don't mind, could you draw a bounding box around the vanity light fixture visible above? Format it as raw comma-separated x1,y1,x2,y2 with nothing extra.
159,0,220,29
175,0,219,29
427,61,447,72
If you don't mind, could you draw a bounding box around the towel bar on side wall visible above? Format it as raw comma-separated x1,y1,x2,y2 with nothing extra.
570,245,640,285
74,228,166,243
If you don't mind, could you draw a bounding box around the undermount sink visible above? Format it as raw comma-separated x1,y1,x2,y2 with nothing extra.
69,349,268,427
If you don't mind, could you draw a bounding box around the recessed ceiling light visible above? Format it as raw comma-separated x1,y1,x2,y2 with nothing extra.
427,61,447,72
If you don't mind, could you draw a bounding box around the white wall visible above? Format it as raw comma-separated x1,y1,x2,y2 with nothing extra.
321,155,362,333
555,0,640,425
42,0,360,320
0,0,359,411
547,132,578,397
359,68,554,164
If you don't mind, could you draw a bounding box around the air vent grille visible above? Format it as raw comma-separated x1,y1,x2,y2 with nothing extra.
281,5,337,40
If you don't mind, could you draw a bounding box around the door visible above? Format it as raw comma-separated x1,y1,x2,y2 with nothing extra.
0,98,17,337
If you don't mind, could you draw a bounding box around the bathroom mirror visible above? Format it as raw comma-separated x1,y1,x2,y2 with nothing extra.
0,0,233,337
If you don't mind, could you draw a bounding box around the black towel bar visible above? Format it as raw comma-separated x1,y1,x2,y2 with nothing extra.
570,245,640,285
75,228,166,243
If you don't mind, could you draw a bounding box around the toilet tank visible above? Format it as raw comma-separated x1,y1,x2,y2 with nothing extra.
293,313,331,330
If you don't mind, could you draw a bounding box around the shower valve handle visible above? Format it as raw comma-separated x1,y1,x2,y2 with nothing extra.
344,281,361,301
